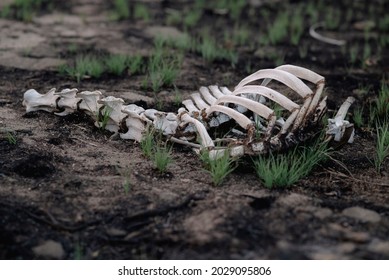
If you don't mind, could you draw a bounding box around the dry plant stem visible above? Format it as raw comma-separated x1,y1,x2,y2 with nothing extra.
23,65,355,159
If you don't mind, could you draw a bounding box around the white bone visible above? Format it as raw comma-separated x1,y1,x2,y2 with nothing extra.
23,88,59,113
215,95,274,119
191,92,210,110
199,86,217,105
236,69,313,98
122,104,145,115
207,105,252,129
180,113,214,148
99,96,126,126
182,99,199,113
220,86,232,95
55,88,80,116
208,85,225,99
264,65,325,118
326,97,355,143
154,112,178,135
143,109,159,121
77,91,103,118
120,118,145,142
232,85,300,112
275,65,324,84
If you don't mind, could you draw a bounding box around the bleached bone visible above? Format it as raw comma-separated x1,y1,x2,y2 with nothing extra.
236,69,313,98
309,22,346,46
23,88,59,113
55,88,80,116
120,106,147,142
22,65,355,160
98,96,126,133
154,112,178,136
179,110,214,148
326,97,355,143
191,92,210,110
77,90,103,119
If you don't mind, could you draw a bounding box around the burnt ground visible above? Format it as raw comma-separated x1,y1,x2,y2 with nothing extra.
0,0,388,260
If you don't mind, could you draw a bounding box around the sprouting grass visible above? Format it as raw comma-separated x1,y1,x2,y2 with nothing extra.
126,55,143,75
378,13,389,31
1,5,11,18
201,150,236,186
60,55,104,82
134,3,150,22
154,144,173,173
156,34,194,52
140,127,155,158
349,45,359,65
105,54,127,75
228,0,246,21
267,11,289,45
362,43,372,67
290,7,304,45
298,42,309,59
116,166,132,194
112,0,130,20
1,0,51,21
368,103,378,128
227,24,250,47
98,107,112,130
73,242,84,260
183,9,202,29
376,82,389,120
196,35,237,65
5,131,17,145
374,121,389,172
146,46,182,92
165,9,182,25
253,141,329,188
324,7,341,30
353,107,364,128
198,36,219,62
173,88,183,107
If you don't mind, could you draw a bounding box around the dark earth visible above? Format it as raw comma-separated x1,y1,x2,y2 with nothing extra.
0,0,388,259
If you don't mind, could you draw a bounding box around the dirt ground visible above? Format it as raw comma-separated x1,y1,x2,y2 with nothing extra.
0,0,388,260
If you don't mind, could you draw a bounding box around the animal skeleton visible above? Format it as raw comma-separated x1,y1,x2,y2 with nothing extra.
23,64,355,159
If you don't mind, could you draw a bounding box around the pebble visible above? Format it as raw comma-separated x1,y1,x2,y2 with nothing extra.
276,193,313,208
313,207,333,219
106,228,127,237
342,207,381,223
32,240,65,259
367,239,389,255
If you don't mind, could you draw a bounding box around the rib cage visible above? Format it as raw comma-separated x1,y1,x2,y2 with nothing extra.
22,65,355,159
180,65,329,155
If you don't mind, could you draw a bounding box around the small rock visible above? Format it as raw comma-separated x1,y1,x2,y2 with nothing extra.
106,228,127,237
277,193,313,208
342,207,381,223
367,239,389,255
32,240,65,259
313,207,333,219
337,242,356,254
344,231,370,243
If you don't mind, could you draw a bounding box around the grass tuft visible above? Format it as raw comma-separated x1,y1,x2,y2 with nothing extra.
105,54,127,76
374,121,389,172
201,150,236,186
140,127,155,158
253,141,329,188
154,144,173,173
